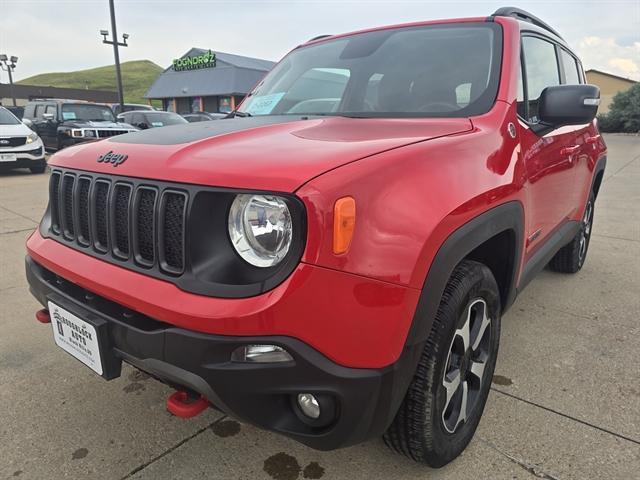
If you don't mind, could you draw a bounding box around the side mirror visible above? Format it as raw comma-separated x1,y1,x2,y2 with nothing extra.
42,112,55,121
532,84,600,135
22,118,33,128
137,122,149,129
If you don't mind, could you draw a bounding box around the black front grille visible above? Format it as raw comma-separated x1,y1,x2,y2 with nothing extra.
0,137,27,147
48,170,187,275
96,130,130,138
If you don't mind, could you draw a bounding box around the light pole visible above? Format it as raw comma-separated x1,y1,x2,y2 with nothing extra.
100,0,129,111
0,54,18,107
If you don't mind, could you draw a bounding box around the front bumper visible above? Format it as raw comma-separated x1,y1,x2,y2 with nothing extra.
26,256,423,450
0,144,46,167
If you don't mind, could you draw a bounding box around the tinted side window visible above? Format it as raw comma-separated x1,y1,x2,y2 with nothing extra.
560,49,581,85
35,105,45,119
522,36,560,123
24,104,36,119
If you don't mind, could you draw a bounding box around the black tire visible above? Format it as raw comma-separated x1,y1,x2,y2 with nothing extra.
29,161,46,174
549,191,595,273
383,260,501,467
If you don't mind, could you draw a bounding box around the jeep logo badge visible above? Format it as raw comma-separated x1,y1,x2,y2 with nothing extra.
97,151,128,167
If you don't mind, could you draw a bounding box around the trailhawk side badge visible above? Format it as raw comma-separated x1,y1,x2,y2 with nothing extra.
97,151,128,167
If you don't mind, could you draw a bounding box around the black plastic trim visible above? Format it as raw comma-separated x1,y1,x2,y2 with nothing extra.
405,201,525,346
517,220,580,292
157,189,187,275
492,7,564,40
132,186,158,268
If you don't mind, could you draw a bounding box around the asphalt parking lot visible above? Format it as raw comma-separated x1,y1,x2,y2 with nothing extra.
1,134,639,479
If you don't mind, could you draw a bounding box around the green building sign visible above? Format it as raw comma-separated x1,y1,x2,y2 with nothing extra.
173,50,216,72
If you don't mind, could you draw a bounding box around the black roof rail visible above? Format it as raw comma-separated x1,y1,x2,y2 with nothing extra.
308,34,332,42
492,7,564,40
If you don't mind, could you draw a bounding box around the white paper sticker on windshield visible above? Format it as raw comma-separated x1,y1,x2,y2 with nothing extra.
151,122,164,127
245,92,285,115
62,112,77,120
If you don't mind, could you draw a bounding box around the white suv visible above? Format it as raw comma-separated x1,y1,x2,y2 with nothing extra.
0,106,46,173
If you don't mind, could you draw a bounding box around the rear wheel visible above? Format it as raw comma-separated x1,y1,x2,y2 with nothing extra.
383,260,501,467
549,191,595,273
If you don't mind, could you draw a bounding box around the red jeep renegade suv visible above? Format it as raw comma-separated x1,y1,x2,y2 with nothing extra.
26,8,606,466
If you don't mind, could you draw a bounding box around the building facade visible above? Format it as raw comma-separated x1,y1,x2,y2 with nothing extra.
585,69,637,114
144,49,275,114
0,83,118,107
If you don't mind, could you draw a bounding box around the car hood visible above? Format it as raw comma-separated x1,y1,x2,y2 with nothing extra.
49,115,472,192
0,122,34,137
61,120,136,129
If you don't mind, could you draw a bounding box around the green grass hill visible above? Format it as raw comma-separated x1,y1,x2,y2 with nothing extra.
17,60,163,105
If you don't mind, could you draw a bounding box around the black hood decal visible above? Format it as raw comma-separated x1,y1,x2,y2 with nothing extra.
109,115,312,145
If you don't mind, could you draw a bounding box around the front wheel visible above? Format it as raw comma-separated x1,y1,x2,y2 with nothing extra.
383,260,501,467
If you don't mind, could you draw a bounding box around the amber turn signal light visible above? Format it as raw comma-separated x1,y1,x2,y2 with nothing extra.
333,196,356,254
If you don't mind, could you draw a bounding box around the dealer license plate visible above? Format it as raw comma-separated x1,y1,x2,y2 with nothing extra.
48,301,104,375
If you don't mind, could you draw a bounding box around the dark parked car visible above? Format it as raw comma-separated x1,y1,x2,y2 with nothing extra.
23,100,137,151
117,110,188,129
111,103,156,116
182,112,227,122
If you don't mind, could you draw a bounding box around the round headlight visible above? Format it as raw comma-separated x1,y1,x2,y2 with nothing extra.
228,194,293,267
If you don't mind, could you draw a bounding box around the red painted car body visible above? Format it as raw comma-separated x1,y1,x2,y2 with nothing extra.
26,13,606,451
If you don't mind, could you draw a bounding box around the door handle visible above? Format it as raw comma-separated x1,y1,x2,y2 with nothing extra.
585,135,601,145
560,145,580,156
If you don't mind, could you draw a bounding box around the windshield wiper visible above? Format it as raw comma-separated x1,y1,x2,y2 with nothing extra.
226,110,252,118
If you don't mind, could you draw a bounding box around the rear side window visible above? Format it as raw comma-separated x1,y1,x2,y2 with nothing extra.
24,104,36,119
522,36,560,123
35,105,45,119
560,49,581,85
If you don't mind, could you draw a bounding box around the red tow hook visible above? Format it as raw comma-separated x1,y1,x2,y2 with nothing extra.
166,391,209,418
36,309,51,324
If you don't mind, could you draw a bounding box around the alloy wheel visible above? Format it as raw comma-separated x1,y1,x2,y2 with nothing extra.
441,298,492,433
578,200,593,265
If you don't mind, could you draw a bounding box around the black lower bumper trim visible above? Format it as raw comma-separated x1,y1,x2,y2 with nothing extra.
26,256,422,450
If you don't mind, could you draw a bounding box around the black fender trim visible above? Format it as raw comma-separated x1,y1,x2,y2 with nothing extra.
517,220,580,293
405,201,524,346
591,155,607,199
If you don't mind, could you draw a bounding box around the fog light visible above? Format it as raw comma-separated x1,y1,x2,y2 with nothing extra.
231,344,293,363
297,393,320,419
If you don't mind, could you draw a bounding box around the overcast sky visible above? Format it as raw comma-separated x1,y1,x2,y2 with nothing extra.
1,0,639,83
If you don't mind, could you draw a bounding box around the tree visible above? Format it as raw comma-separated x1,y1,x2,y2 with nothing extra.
597,83,640,133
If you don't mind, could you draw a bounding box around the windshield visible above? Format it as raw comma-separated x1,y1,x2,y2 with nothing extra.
240,23,502,118
0,107,21,125
61,104,116,122
147,113,188,127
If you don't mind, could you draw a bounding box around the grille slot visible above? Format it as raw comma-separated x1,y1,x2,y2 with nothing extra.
96,130,129,138
93,180,110,252
77,177,91,245
159,191,186,273
112,184,132,258
49,172,61,234
61,174,75,239
133,188,157,266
